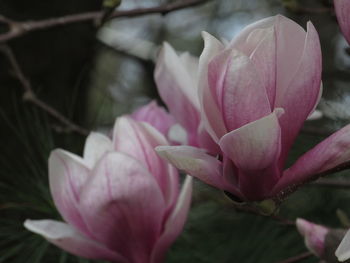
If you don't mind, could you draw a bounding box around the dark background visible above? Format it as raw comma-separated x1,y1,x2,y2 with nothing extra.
1,0,350,262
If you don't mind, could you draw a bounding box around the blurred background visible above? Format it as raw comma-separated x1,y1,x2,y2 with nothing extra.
1,0,350,262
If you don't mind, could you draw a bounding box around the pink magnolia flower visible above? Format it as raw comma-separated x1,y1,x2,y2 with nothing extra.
296,218,329,257
334,0,350,44
155,42,218,151
24,117,192,263
131,100,176,137
156,15,350,201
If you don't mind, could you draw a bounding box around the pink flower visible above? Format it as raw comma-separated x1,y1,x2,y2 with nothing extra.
296,218,329,257
131,100,176,137
24,117,192,263
155,42,218,151
156,15,350,201
334,0,350,45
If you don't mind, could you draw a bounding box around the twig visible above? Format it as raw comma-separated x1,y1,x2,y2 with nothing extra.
231,203,295,226
276,252,313,263
0,45,89,136
0,0,210,43
311,178,350,188
273,160,350,204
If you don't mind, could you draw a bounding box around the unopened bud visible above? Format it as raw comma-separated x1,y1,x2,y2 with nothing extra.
296,218,329,257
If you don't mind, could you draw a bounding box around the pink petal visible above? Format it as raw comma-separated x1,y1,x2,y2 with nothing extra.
198,32,227,142
273,15,309,102
334,0,350,44
79,152,166,262
296,218,328,257
155,43,200,146
113,116,179,209
228,16,276,53
24,219,126,262
150,176,193,263
130,100,176,137
219,110,283,200
275,21,322,165
249,27,277,106
156,145,229,191
49,150,91,236
83,132,112,169
208,49,271,131
274,124,350,194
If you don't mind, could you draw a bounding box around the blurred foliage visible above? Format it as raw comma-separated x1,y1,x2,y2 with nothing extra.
1,0,350,262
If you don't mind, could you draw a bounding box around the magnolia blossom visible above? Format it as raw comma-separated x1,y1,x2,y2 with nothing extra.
334,0,350,44
131,101,188,145
24,117,192,263
131,100,176,137
296,218,329,258
156,15,350,201
155,42,218,151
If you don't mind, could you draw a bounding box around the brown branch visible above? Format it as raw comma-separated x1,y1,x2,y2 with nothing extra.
0,0,210,43
311,178,350,188
230,202,295,226
276,252,313,263
273,160,350,204
0,45,89,136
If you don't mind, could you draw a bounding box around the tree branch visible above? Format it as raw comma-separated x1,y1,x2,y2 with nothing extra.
0,0,210,43
273,160,350,204
276,252,313,263
0,45,89,136
311,178,350,188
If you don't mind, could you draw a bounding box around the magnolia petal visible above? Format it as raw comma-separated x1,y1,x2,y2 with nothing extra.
130,100,176,137
208,49,271,131
274,15,308,100
156,145,228,191
276,21,322,164
198,31,226,142
80,152,165,262
336,229,350,262
155,43,200,145
83,132,113,169
249,27,277,107
219,110,282,200
24,219,126,262
334,0,350,45
113,116,178,209
197,123,221,155
150,176,193,263
229,16,276,53
168,124,188,145
275,124,350,194
49,149,91,235
296,218,328,257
